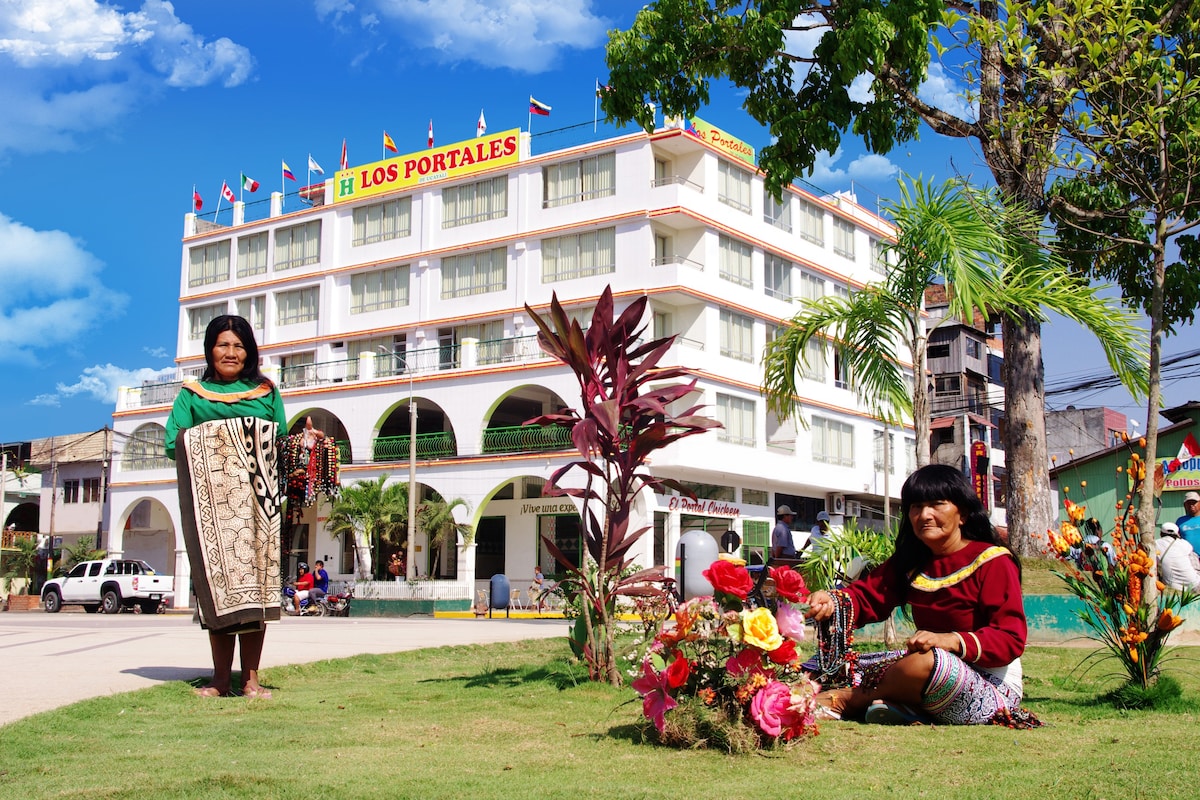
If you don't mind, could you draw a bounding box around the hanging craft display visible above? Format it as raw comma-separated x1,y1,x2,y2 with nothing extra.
278,433,341,507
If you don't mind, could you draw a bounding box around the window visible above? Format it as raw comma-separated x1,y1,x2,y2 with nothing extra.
834,350,854,390
353,197,412,245
347,335,402,380
188,303,227,340
279,351,316,385
832,217,855,259
236,232,268,278
801,338,826,382
276,286,319,325
870,238,888,275
764,190,792,231
874,430,896,474
443,177,506,228
678,481,736,502
934,427,956,446
441,247,507,298
543,152,615,208
719,309,754,362
966,338,982,359
188,240,230,287
274,220,321,270
717,393,756,446
351,265,410,314
799,201,824,245
124,424,170,471
741,519,769,565
935,375,961,396
236,295,266,331
812,416,855,466
797,270,824,303
905,437,917,472
718,234,752,287
63,479,80,504
653,233,673,265
653,310,673,340
455,320,506,364
83,477,102,503
718,160,752,213
743,488,769,506
542,227,616,282
764,254,792,300
927,343,951,360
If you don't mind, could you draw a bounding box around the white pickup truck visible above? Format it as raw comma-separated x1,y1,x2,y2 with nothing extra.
41,559,175,614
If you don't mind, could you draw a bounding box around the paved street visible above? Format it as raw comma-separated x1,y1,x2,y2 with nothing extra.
0,611,567,727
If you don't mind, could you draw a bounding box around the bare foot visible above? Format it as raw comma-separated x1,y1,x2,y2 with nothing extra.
242,685,274,699
193,686,223,698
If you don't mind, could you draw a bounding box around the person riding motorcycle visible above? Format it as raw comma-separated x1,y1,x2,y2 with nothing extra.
292,563,315,615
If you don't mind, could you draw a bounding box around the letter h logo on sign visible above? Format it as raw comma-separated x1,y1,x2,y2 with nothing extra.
338,176,356,199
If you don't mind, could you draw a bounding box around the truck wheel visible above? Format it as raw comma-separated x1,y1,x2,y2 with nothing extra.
102,590,121,615
43,590,62,613
83,604,99,613
139,600,160,615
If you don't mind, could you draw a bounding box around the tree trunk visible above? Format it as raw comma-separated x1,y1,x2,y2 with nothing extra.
912,327,931,468
1002,311,1054,556
1137,228,1169,607
354,530,373,580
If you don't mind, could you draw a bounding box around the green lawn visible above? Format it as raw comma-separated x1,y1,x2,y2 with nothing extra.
2,638,1198,800
1021,556,1070,595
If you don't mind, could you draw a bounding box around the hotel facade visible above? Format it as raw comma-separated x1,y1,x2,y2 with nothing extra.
107,116,914,605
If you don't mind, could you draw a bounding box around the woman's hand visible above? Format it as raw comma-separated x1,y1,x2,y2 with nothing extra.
807,590,835,621
906,630,961,655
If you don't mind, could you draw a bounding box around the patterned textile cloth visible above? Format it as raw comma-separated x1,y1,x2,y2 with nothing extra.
176,417,282,634
923,648,1022,724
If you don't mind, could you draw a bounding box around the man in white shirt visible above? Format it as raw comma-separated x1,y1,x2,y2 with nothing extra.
1156,521,1200,592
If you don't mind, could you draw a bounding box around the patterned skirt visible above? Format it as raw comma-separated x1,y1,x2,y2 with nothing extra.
923,649,1022,725
176,418,282,634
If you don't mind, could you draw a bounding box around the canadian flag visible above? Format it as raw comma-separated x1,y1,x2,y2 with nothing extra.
221,181,235,203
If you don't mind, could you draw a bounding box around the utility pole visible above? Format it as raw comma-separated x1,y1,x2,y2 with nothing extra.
406,393,418,581
47,437,57,577
96,428,110,552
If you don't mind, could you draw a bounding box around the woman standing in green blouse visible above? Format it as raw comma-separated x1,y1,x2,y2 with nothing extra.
166,315,286,699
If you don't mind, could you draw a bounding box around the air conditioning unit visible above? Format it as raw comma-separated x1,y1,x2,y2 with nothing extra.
845,500,862,517
826,493,846,515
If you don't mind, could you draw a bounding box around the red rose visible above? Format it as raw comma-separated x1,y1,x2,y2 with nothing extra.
770,566,809,603
767,639,799,665
703,559,754,600
665,650,691,689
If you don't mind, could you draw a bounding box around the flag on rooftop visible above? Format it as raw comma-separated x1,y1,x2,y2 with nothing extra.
193,188,202,211
308,155,324,175
428,120,434,148
476,109,486,138
282,161,296,182
221,181,235,203
383,131,398,153
241,173,259,192
529,96,551,116
340,139,348,171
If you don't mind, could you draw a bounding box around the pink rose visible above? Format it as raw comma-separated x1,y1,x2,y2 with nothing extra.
750,679,803,738
775,601,806,642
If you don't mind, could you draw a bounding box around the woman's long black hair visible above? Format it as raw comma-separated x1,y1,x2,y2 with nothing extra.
200,315,271,384
891,463,1018,584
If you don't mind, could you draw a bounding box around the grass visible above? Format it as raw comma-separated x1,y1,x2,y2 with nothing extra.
1021,555,1070,595
3,639,1200,800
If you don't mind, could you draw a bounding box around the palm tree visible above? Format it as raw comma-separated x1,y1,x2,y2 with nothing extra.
326,475,409,580
419,495,474,578
763,176,1146,484
3,536,40,595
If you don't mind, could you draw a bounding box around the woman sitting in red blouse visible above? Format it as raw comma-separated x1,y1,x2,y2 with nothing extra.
806,464,1027,725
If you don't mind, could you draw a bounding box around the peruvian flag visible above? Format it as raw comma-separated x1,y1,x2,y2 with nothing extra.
242,173,260,192
428,119,434,148
340,138,348,170
193,189,202,211
221,181,236,203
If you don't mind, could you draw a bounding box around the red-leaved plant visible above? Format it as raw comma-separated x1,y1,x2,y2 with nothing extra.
526,286,720,684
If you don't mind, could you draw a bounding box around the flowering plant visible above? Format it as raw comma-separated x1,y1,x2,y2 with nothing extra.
632,559,821,752
1048,440,1199,698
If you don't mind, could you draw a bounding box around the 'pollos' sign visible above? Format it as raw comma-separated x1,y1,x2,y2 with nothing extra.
334,129,520,203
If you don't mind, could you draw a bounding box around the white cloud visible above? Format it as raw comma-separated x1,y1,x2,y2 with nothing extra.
364,0,609,72
805,147,899,193
0,213,129,361
0,1,253,155
918,63,975,123
143,346,168,359
29,363,176,407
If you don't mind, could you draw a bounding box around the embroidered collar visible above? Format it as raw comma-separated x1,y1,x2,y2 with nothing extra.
909,546,1009,592
183,380,273,404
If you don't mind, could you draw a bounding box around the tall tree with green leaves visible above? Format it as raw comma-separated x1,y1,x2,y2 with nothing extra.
1047,9,1200,586
602,0,1167,553
326,475,410,580
419,495,474,577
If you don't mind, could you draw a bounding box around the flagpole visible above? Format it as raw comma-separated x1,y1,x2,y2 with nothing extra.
215,186,223,224
281,164,285,209
192,183,197,215
594,79,599,133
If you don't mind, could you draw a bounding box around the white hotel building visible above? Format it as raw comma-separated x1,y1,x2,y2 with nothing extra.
108,116,913,607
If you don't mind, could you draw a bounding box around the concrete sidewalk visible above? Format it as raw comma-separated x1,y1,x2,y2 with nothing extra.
0,612,567,727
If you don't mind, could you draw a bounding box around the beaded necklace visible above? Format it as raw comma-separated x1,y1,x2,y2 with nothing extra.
813,589,860,688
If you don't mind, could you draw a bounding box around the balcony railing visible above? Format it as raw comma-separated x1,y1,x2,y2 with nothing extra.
119,334,554,410
652,255,704,270
372,432,457,461
651,175,704,191
481,424,573,454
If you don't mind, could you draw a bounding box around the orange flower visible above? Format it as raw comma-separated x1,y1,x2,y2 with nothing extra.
1157,610,1183,631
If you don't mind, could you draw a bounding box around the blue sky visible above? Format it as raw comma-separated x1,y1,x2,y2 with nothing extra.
0,0,1194,444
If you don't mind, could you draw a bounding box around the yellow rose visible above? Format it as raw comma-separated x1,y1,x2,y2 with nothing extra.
741,607,783,652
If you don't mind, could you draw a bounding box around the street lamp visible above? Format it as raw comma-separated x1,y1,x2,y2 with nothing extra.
380,345,418,580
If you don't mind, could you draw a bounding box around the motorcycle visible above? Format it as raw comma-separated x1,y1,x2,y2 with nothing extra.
324,586,353,617
281,584,330,616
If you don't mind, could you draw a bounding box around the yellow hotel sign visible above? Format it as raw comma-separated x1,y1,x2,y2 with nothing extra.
334,128,521,203
686,117,755,165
